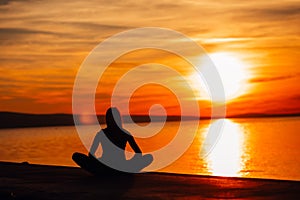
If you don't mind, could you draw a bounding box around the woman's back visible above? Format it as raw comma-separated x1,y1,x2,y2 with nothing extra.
99,128,131,163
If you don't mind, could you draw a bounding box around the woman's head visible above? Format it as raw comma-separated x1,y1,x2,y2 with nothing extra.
106,107,122,129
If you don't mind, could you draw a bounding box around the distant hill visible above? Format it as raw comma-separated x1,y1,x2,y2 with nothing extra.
0,112,75,129
0,112,199,129
0,112,299,129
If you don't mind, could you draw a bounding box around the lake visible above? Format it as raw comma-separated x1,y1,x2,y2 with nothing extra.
0,117,299,181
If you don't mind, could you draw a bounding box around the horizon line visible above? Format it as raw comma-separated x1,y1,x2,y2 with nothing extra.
1,111,300,119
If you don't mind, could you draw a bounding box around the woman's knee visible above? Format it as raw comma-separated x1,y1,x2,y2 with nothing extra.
144,154,153,160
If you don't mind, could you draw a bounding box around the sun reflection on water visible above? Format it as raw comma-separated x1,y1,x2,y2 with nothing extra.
203,119,246,177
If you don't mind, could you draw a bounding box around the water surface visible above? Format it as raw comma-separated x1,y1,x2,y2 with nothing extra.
0,117,299,181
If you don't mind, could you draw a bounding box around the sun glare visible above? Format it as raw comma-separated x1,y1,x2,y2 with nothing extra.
204,119,246,177
188,52,250,101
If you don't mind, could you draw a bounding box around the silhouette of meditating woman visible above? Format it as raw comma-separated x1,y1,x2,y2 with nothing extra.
72,107,153,174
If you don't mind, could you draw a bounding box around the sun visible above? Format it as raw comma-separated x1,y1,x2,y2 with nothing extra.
188,52,250,101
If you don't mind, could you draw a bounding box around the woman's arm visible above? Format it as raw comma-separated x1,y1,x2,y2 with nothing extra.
89,131,102,156
128,135,142,153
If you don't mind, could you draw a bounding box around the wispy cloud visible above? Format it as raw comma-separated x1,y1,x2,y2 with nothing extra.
240,4,300,20
249,75,296,83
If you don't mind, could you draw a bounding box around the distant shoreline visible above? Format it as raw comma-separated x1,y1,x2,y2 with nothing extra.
0,112,299,129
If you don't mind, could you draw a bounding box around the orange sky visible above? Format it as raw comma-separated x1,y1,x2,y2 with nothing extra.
0,0,299,117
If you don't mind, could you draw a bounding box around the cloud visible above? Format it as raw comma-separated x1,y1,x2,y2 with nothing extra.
246,5,300,20
58,21,132,31
228,3,300,33
0,0,33,6
0,27,54,35
0,0,9,5
289,94,300,101
249,75,295,83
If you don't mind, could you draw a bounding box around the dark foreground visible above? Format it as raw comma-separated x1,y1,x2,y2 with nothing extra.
0,162,299,199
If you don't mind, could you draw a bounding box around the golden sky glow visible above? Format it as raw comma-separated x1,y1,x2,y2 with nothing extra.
0,0,299,116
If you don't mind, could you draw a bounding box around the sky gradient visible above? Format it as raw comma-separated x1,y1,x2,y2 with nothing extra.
0,0,299,116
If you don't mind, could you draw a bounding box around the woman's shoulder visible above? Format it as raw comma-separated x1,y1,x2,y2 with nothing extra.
95,129,106,136
97,129,105,133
